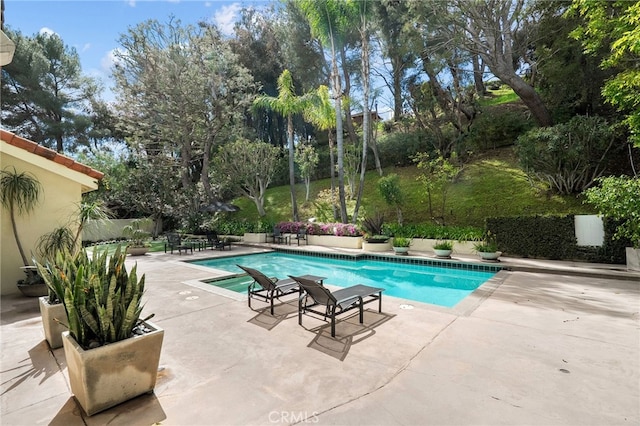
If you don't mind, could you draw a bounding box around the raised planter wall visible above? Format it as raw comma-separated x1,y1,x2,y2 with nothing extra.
243,233,268,243
362,241,392,252
307,235,363,249
409,239,476,255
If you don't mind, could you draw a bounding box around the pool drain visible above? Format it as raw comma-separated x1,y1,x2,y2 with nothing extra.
399,304,414,310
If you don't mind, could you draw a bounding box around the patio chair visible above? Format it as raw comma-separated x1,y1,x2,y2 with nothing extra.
164,232,193,254
294,228,307,246
289,275,384,337
237,265,299,315
271,226,289,245
206,232,231,250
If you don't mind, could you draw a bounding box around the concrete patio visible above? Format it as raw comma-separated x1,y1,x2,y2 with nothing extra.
1,244,639,425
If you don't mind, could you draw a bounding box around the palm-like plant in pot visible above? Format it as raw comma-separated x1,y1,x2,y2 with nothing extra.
123,218,152,256
433,240,454,258
36,246,164,416
0,167,45,296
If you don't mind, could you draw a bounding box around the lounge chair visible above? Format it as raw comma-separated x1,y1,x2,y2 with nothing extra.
289,275,384,337
206,232,231,250
164,233,193,254
294,228,307,246
237,265,299,315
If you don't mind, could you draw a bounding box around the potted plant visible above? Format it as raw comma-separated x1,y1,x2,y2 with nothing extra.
36,246,163,416
0,166,46,296
433,240,453,258
35,227,75,349
123,219,151,256
473,240,501,261
584,176,640,271
392,237,411,255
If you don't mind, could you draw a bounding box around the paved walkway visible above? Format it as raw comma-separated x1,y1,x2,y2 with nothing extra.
1,244,639,425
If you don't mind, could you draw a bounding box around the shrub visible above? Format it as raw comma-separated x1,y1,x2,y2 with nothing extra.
36,246,150,349
466,108,533,151
516,115,617,194
486,215,576,259
377,129,436,167
383,223,484,241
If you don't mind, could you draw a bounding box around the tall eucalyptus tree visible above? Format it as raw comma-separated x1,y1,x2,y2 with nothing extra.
112,18,256,205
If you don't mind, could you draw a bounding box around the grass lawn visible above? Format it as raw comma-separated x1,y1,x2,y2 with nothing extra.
88,240,166,256
230,147,592,227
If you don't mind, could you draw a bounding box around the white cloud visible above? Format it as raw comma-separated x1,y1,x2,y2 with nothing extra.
213,3,241,36
39,27,57,37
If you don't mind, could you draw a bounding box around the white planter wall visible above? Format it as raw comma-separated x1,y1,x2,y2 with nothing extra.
409,239,476,255
307,235,363,249
575,215,604,247
84,219,154,243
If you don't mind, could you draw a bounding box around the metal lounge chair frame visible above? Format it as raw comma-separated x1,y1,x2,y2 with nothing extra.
164,232,193,254
206,232,231,250
237,265,299,315
289,275,384,337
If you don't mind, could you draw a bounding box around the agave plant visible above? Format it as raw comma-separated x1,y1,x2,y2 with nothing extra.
36,246,151,350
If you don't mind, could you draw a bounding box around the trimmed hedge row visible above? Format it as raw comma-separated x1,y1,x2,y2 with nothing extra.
486,215,628,263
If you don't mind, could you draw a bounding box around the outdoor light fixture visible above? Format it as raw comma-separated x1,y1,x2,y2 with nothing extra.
0,29,15,66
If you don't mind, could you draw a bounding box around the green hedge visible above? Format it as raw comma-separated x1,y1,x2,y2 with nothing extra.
486,215,628,263
486,215,576,260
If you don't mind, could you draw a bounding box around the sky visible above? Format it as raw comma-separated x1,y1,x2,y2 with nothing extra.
4,0,271,102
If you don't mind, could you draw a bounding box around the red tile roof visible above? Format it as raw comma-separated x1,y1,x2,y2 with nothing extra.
1,129,104,180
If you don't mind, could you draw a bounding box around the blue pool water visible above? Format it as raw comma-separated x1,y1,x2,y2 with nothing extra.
190,252,497,308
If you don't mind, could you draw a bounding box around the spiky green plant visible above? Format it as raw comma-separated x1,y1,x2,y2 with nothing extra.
36,246,150,349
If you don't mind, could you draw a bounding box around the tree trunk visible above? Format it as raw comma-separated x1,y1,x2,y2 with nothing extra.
328,131,338,220
287,115,298,221
353,17,370,224
502,73,553,127
392,54,404,121
472,53,486,95
340,45,359,146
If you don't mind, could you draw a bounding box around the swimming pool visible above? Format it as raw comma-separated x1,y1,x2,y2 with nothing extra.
190,251,499,308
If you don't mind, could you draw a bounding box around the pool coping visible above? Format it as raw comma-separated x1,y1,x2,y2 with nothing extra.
181,248,509,316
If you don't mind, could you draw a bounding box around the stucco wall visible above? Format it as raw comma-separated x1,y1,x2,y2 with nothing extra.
1,144,96,296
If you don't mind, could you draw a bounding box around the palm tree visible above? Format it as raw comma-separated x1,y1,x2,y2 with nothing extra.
73,200,111,251
0,167,42,266
305,85,338,220
254,69,309,222
298,0,350,222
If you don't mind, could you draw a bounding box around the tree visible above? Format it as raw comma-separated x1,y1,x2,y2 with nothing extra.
112,18,256,203
295,143,319,201
413,152,460,225
298,0,352,223
584,176,640,247
254,69,310,221
569,0,640,162
516,115,616,194
420,0,554,127
378,173,404,225
212,139,280,217
304,85,338,220
0,167,42,266
1,28,102,153
373,0,416,122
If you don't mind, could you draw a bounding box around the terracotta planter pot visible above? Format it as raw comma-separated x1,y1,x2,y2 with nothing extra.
39,297,67,349
62,321,164,416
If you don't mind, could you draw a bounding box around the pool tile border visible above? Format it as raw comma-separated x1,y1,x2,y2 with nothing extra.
272,247,505,273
